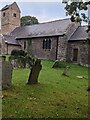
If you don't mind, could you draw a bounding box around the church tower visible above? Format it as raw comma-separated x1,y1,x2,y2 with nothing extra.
0,2,21,35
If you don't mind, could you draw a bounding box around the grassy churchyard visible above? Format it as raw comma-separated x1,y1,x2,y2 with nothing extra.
2,60,88,118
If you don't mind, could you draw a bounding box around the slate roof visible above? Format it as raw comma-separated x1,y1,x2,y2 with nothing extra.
1,2,21,12
69,26,88,41
1,5,10,11
10,18,72,39
3,18,88,45
3,35,20,45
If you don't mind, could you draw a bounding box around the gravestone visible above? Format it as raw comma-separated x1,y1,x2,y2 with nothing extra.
27,59,42,84
1,56,13,89
62,66,70,76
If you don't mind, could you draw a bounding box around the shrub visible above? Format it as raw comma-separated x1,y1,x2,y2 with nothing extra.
11,49,20,57
11,49,27,57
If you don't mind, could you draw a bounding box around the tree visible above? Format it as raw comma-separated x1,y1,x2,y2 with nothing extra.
20,16,39,26
62,0,90,31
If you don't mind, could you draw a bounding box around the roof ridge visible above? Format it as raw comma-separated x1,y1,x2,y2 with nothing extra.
20,18,70,28
38,18,70,24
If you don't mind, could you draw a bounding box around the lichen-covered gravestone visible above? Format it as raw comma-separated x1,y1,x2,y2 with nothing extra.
1,56,13,89
27,59,42,84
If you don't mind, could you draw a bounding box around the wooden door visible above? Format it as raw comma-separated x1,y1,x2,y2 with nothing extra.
73,49,78,62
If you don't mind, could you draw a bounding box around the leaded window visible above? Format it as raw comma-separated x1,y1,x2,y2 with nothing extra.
43,38,51,50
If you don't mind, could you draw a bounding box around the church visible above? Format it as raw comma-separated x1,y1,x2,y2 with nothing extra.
0,2,89,67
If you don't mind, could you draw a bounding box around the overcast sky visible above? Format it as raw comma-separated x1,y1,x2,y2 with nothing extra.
0,1,88,24
0,2,69,23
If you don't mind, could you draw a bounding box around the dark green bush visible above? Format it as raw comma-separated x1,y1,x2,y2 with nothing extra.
11,49,27,57
10,49,35,68
11,49,20,56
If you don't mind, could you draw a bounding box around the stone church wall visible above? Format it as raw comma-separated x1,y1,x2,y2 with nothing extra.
18,37,58,60
67,41,88,67
31,37,57,60
7,44,21,54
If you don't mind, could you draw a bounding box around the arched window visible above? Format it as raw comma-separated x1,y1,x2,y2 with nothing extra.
43,39,47,49
43,38,51,50
47,38,51,49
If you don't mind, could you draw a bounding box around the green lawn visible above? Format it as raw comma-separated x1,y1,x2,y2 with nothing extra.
2,60,88,118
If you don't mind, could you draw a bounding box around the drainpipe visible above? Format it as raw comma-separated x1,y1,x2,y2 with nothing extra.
56,36,58,60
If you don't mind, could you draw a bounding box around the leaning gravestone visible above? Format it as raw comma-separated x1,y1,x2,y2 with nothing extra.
1,56,13,89
27,59,42,84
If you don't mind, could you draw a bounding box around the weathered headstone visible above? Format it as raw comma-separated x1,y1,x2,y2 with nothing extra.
62,66,70,76
27,59,42,84
1,56,13,89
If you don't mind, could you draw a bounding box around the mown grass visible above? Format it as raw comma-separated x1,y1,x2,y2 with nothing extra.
2,60,88,118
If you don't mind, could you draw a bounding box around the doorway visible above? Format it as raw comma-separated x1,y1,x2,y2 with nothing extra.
73,49,78,62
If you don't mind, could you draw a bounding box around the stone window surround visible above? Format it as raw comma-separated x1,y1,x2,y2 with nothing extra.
43,38,51,50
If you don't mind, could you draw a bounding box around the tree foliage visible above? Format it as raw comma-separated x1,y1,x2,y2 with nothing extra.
62,0,89,22
62,0,90,31
20,16,39,26
11,49,27,57
10,49,35,68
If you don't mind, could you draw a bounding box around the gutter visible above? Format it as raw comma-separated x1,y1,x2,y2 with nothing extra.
15,34,65,40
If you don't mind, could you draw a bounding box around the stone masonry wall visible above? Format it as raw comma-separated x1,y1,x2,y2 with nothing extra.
7,44,21,54
67,41,88,67
18,37,58,60
1,2,20,34
57,22,80,62
57,36,68,61
31,37,57,60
